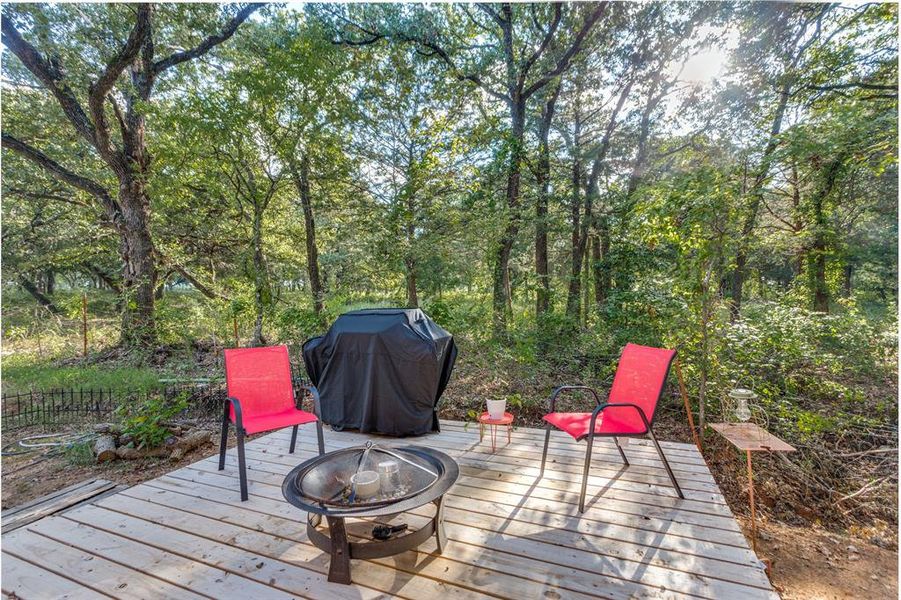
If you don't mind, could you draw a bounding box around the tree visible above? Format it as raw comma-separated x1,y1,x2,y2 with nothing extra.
325,2,606,337
1,3,261,347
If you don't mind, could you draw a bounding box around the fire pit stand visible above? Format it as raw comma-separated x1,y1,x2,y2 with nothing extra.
282,444,459,584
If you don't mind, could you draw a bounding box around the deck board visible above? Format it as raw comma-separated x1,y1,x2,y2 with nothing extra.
1,420,777,599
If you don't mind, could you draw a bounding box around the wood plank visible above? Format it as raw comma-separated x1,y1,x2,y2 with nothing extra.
103,487,611,600
241,434,730,505
201,453,746,546
439,420,706,457
2,525,199,599
177,462,769,586
118,483,675,600
1,423,776,600
436,422,711,468
266,427,720,484
3,479,110,517
212,451,741,536
27,513,278,600
1,552,106,600
2,479,116,532
145,475,774,600
271,422,714,477
64,502,479,600
155,460,769,587
709,423,796,453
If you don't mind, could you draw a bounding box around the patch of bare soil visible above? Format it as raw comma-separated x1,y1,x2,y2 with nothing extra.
741,517,899,599
1,424,236,510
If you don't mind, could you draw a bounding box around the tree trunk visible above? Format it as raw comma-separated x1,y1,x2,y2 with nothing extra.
842,263,853,298
565,97,584,320
492,101,525,338
18,275,62,314
118,183,157,348
292,155,324,320
807,157,844,313
404,193,419,307
45,270,55,295
251,206,267,346
730,16,818,320
535,84,560,319
591,228,605,308
405,257,419,308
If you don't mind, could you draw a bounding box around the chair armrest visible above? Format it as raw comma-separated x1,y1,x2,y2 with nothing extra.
548,385,602,413
587,402,650,439
224,396,244,429
295,384,323,419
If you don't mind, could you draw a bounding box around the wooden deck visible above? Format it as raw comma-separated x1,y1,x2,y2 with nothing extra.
2,421,778,599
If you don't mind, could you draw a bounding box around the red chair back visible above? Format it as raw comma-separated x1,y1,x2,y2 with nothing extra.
607,343,676,430
225,345,295,421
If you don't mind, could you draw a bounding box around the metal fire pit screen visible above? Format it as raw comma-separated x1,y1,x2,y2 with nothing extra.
283,443,459,584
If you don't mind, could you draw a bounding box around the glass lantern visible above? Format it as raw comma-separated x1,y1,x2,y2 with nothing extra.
728,388,757,423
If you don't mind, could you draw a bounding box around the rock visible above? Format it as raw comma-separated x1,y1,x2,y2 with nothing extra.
847,545,859,554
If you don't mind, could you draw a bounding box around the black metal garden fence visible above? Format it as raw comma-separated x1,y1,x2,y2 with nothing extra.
1,376,310,430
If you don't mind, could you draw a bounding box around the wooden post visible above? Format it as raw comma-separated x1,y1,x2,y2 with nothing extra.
747,449,757,552
233,315,239,348
674,361,702,451
81,292,88,357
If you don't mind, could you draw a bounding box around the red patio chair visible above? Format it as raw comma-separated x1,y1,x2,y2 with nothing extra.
219,345,325,501
540,343,684,512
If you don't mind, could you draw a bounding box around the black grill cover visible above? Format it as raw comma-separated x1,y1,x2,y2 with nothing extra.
302,309,458,436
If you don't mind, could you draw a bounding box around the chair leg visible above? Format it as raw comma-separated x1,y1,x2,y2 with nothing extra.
613,436,630,466
580,434,595,513
236,427,249,502
218,406,229,471
648,427,684,499
539,423,551,475
289,425,299,453
316,421,325,455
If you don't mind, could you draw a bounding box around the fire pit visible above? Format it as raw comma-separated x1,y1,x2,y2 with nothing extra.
282,442,459,584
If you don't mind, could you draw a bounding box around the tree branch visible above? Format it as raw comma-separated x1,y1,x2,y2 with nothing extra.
88,3,152,163
152,3,264,74
1,133,122,226
0,18,97,145
519,3,562,87
522,2,608,100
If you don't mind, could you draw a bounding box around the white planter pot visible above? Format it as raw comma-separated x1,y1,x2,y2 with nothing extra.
486,399,506,420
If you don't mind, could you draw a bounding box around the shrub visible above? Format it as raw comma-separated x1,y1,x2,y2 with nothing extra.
116,393,189,450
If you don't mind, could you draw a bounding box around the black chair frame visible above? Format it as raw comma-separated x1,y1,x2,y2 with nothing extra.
218,383,325,501
539,383,684,513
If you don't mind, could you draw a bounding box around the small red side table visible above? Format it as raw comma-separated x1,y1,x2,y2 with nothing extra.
478,411,514,452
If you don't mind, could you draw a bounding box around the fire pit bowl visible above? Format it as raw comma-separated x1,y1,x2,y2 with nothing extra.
282,443,459,584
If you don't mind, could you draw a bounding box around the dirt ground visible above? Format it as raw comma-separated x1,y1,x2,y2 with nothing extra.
1,427,222,510
740,516,899,599
1,424,897,599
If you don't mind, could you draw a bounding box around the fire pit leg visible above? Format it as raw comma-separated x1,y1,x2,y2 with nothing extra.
433,496,447,553
325,516,352,584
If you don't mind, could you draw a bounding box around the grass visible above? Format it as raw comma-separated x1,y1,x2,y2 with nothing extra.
1,356,162,393
62,440,96,466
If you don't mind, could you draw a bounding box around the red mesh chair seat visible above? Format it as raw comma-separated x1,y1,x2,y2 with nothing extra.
543,407,648,440
219,345,324,501
241,407,319,435
540,343,683,512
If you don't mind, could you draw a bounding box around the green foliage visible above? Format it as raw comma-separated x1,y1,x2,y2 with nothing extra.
62,440,96,467
116,394,189,450
2,354,160,393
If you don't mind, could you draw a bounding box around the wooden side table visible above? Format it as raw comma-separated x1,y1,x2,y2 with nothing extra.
709,422,796,557
478,412,513,452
